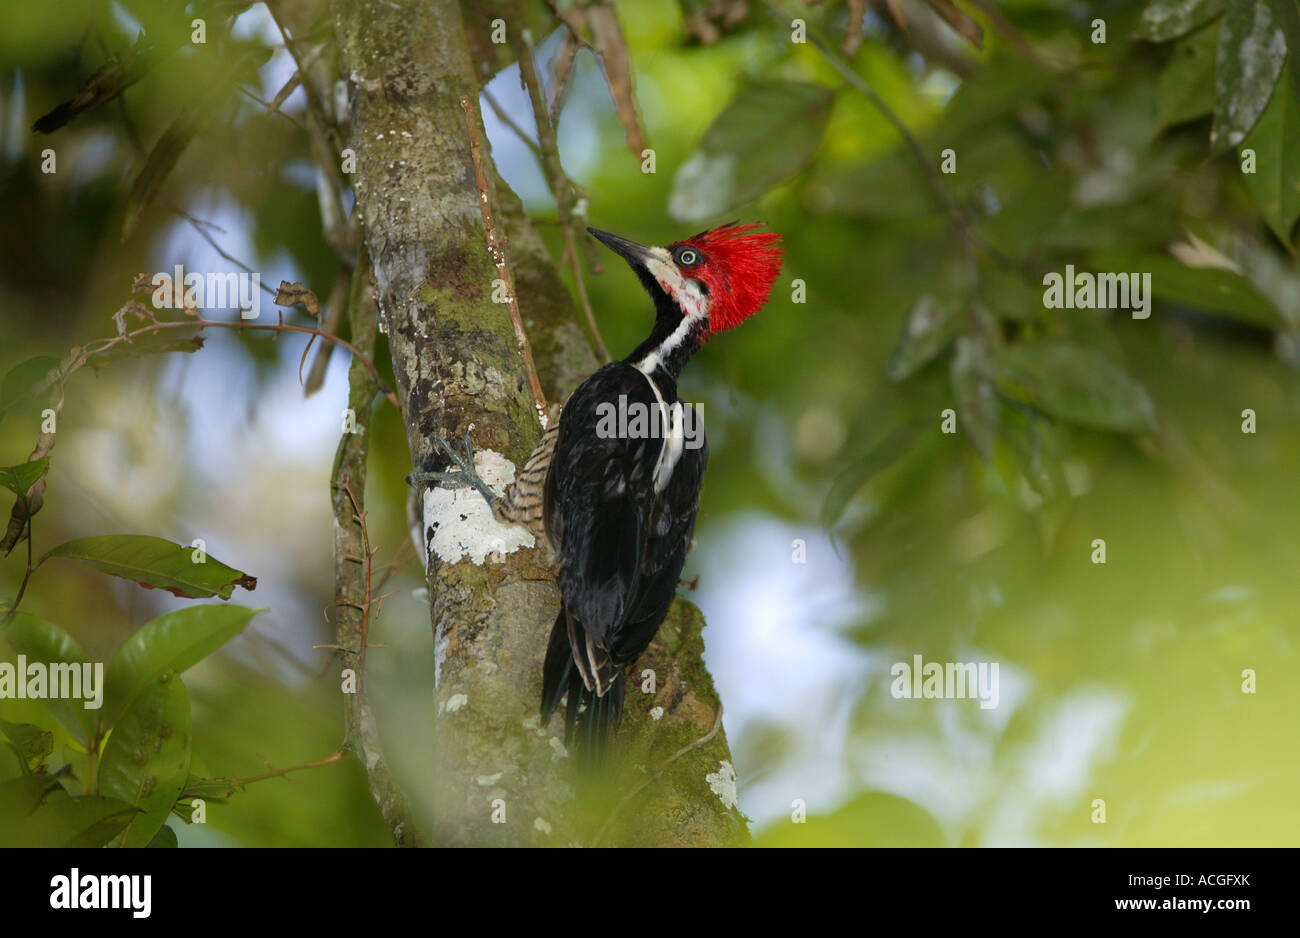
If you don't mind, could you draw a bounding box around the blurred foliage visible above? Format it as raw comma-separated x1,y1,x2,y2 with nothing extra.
1,0,1298,846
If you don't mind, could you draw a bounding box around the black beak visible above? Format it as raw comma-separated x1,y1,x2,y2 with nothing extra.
588,227,656,268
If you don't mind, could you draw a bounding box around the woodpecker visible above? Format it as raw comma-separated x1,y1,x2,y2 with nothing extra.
414,222,783,761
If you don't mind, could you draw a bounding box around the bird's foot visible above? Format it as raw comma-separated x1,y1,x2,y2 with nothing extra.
406,431,501,510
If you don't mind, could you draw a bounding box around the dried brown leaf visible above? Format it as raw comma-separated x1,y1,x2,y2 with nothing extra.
275,281,322,317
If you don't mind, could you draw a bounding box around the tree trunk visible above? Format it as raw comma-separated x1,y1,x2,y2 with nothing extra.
332,0,747,846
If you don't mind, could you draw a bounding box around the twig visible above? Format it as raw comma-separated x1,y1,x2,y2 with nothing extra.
328,240,423,847
548,27,582,125
513,32,612,362
337,479,375,692
592,704,725,847
232,748,345,787
483,89,542,159
42,311,399,412
459,93,549,426
168,202,278,296
236,84,308,132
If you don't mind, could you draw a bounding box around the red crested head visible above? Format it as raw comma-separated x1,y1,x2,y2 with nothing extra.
588,222,784,341
673,222,784,336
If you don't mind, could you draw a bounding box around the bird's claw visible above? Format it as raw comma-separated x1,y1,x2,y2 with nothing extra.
407,431,500,509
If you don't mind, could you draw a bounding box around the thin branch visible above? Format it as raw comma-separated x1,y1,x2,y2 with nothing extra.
231,748,345,787
168,202,278,296
512,32,611,362
459,93,549,426
47,310,400,412
337,479,373,692
483,89,542,159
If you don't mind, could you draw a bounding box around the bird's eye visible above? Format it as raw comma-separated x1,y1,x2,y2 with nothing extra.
676,247,700,267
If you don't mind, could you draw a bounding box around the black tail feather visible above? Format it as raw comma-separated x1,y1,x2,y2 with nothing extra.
540,607,625,765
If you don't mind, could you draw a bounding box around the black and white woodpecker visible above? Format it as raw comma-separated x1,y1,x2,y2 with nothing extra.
413,222,783,759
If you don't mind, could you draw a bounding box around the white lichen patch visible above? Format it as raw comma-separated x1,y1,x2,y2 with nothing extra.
649,706,665,721
548,737,569,761
475,773,503,786
422,448,535,565
444,693,468,713
705,760,739,811
533,817,552,835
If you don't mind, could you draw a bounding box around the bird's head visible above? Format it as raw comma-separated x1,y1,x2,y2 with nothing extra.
588,223,783,338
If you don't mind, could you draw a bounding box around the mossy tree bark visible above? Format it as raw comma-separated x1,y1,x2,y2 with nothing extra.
332,0,747,846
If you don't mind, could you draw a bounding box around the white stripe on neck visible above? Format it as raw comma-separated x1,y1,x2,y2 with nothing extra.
634,251,710,377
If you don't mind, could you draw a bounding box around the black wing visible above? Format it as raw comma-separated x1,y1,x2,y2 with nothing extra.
612,405,707,665
546,362,662,694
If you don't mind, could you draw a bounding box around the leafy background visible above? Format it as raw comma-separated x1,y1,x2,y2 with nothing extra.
1,0,1298,846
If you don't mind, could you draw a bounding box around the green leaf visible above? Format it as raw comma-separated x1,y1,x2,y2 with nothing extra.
1274,0,1300,99
0,717,52,772
98,671,191,848
668,79,834,223
1212,0,1288,152
0,774,63,832
994,341,1158,433
45,534,257,600
1136,0,1226,41
178,774,238,801
822,421,923,527
146,823,178,847
10,794,138,847
1240,62,1300,245
1156,22,1219,129
950,337,1000,461
1089,250,1283,326
3,612,96,745
0,356,59,419
100,605,260,728
887,296,960,382
0,458,49,498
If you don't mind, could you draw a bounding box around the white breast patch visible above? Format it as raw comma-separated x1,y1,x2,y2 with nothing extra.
641,371,686,495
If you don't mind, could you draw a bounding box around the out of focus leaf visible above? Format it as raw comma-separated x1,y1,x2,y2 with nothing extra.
3,612,95,745
0,718,52,772
1090,250,1283,325
98,672,191,848
669,79,834,223
1211,0,1287,152
755,791,946,847
888,295,960,381
10,795,138,848
0,458,48,498
1135,0,1226,41
1156,22,1218,128
122,113,203,242
950,337,1000,460
45,535,257,600
0,775,63,829
100,605,261,728
998,403,1070,502
0,356,59,421
823,421,923,526
1240,63,1300,246
121,44,271,240
33,39,165,134
146,824,178,848
994,341,1157,432
1275,0,1300,99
